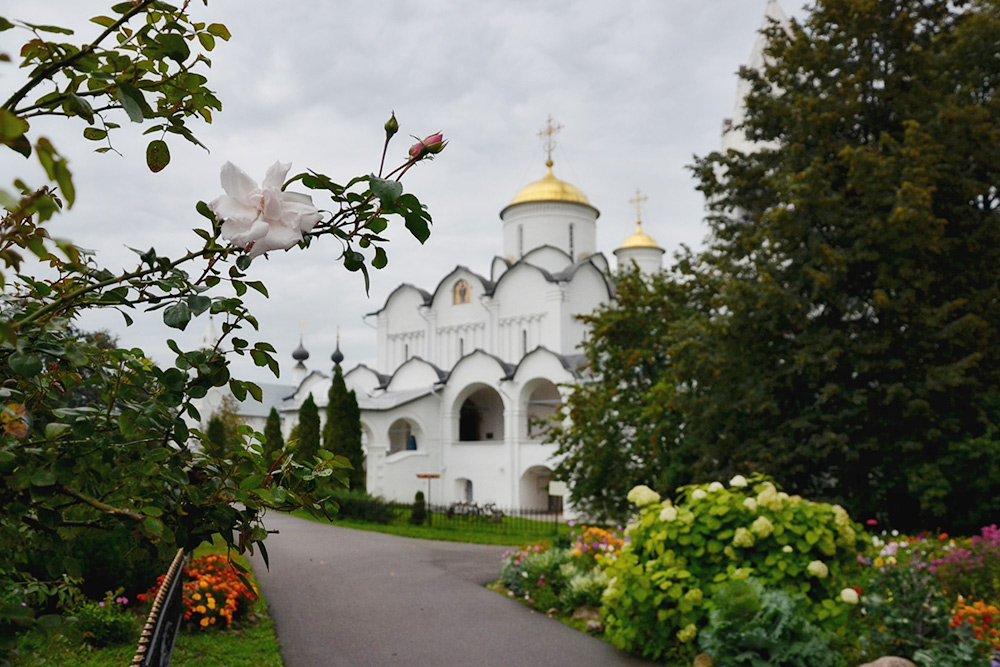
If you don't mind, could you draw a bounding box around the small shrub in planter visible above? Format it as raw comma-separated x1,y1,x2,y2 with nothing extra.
410,491,426,526
73,592,137,647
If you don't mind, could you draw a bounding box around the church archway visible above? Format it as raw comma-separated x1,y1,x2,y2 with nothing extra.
456,386,504,442
388,418,421,454
454,477,473,503
519,466,558,511
521,379,561,439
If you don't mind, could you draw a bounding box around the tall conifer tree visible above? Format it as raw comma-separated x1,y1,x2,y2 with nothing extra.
324,365,365,490
295,394,321,464
263,407,284,464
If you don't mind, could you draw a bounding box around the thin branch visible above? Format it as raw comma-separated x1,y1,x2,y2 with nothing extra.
59,484,144,522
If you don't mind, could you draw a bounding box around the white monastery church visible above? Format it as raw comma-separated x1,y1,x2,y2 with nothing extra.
282,132,664,511
196,0,787,512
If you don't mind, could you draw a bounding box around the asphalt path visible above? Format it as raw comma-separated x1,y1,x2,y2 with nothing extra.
248,513,655,666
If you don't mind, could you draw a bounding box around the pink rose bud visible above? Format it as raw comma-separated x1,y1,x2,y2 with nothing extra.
422,133,446,154
408,140,425,159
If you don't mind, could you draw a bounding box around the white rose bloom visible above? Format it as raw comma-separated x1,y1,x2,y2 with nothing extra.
691,488,707,500
743,497,758,512
729,475,748,488
840,588,859,604
659,506,678,522
707,481,724,492
209,161,322,257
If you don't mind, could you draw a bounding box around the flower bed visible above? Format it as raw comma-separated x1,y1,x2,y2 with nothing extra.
138,554,258,630
495,476,1000,665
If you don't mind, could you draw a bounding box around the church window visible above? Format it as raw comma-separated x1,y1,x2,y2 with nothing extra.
404,343,409,359
521,329,527,356
453,279,470,304
459,399,480,441
518,225,524,258
389,419,418,454
459,338,465,357
569,223,575,259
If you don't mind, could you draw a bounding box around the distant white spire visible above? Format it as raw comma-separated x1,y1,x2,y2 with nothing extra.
722,0,792,154
198,316,219,350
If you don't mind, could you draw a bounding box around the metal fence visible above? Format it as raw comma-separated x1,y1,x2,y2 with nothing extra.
380,500,565,538
132,548,187,667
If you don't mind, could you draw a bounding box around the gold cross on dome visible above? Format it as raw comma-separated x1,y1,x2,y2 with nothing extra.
538,115,563,167
629,189,648,225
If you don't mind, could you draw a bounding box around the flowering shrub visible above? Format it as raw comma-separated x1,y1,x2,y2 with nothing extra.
139,554,257,630
570,525,627,562
952,598,1000,650
73,591,136,647
599,475,865,663
931,525,1000,603
498,544,568,610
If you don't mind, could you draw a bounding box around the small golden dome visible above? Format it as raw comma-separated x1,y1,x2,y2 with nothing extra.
620,220,660,249
509,161,592,207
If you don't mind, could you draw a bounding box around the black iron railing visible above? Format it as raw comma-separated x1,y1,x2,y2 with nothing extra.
131,548,187,667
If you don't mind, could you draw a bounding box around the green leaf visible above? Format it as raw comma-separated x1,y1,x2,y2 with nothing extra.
404,211,431,244
0,108,29,141
146,139,170,172
142,517,164,540
236,255,252,271
65,94,94,124
24,23,74,35
9,352,42,377
43,423,71,440
206,23,231,40
163,301,191,330
83,127,107,141
187,294,211,316
157,33,190,63
90,15,116,28
0,18,15,32
371,177,403,205
116,83,147,123
197,32,215,51
30,470,56,487
372,246,388,269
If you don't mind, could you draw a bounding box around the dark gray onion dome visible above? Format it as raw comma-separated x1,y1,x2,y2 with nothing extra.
292,339,310,362
331,340,344,366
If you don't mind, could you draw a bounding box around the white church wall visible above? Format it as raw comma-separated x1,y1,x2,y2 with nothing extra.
385,359,442,391
494,265,558,360
343,365,382,395
501,201,597,262
521,245,573,274
379,285,429,373
565,264,612,354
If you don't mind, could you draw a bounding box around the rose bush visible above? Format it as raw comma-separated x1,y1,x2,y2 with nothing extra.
0,0,443,649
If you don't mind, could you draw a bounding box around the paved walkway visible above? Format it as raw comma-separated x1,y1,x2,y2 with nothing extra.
248,513,655,666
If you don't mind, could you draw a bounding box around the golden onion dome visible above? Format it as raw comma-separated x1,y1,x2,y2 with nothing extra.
508,160,592,207
620,220,661,249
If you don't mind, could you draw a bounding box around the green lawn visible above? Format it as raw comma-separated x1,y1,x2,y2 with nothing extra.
291,508,565,546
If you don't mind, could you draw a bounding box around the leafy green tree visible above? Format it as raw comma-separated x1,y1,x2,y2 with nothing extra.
295,394,321,464
323,365,365,490
551,269,701,521
263,407,284,464
686,0,1000,531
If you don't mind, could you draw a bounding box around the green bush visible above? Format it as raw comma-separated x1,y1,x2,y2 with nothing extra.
72,592,137,647
698,578,838,666
327,490,394,524
599,475,866,663
499,545,572,610
410,491,426,526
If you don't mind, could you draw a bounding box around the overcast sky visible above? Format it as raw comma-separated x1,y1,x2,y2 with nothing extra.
3,0,808,385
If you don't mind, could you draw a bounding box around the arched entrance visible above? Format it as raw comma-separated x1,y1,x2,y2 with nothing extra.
520,465,559,512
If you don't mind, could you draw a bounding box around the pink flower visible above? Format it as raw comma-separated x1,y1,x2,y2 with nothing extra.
866,519,878,526
408,133,447,160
